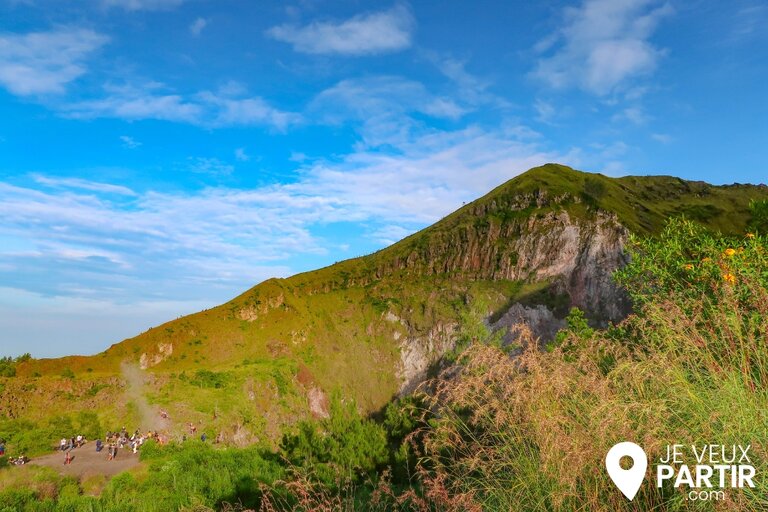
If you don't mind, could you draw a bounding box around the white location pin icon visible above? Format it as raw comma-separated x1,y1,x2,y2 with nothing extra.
605,442,647,501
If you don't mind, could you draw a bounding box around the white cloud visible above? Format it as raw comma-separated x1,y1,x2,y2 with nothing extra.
431,57,510,110
311,76,467,147
32,174,137,196
651,133,672,144
534,99,557,123
0,28,108,96
65,85,203,123
234,148,250,161
102,0,186,11
198,91,302,131
190,17,208,36
531,0,673,95
188,157,234,176
0,125,560,304
120,135,142,149
289,126,561,224
370,224,414,246
62,84,300,130
730,3,768,42
267,4,414,55
613,106,649,125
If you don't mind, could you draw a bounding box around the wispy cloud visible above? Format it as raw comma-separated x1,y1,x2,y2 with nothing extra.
32,174,137,196
0,126,559,308
198,91,301,130
369,224,414,246
120,135,142,149
0,28,108,96
534,99,557,124
311,76,467,147
189,17,208,36
531,0,673,95
613,106,649,125
267,4,414,55
188,157,234,177
234,148,250,161
101,0,187,11
730,3,768,42
62,84,301,130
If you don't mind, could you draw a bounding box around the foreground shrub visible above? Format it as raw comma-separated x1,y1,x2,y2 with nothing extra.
280,394,388,487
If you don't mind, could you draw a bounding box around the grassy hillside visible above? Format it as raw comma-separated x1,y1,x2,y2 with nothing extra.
3,164,768,445
2,221,767,511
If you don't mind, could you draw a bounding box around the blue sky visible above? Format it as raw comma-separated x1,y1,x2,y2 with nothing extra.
1,0,766,358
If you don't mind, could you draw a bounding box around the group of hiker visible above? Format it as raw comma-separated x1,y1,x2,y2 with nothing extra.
2,412,212,469
59,434,87,451
1,437,29,465
58,426,157,465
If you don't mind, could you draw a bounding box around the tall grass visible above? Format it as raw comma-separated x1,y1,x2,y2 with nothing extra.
416,220,768,511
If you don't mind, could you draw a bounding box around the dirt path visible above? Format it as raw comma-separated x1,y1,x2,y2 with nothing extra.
30,444,141,478
121,362,172,432
28,363,171,479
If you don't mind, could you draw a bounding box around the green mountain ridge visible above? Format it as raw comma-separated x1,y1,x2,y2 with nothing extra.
3,163,768,444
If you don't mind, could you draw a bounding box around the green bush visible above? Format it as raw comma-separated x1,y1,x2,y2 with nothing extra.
280,394,388,486
749,199,768,233
189,370,228,389
0,353,28,377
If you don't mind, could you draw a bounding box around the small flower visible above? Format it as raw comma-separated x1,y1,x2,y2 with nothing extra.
746,233,756,239
702,257,712,263
724,248,737,257
682,263,694,271
723,272,736,284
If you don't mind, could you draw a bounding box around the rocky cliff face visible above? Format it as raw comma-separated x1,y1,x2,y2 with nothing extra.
390,195,631,393
382,194,630,322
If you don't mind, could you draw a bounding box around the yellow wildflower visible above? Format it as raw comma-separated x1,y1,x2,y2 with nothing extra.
723,272,736,284
724,248,736,257
702,257,712,263
683,263,694,271
746,233,756,239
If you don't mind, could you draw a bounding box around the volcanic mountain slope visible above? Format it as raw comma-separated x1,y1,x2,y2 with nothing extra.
3,164,767,444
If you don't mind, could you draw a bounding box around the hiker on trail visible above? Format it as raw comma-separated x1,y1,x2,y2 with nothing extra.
60,438,67,451
0,441,5,456
201,433,207,442
107,443,114,461
64,450,72,465
95,439,103,452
